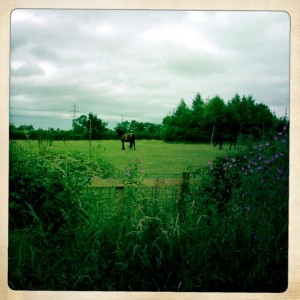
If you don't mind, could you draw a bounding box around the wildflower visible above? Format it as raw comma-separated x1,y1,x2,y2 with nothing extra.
126,172,131,177
208,160,213,165
244,205,250,212
277,168,283,174
232,157,236,163
210,167,214,171
242,191,249,198
258,156,262,161
265,141,270,147
274,136,278,141
282,138,286,143
140,169,144,174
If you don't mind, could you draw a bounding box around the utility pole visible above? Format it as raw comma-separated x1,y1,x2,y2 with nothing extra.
71,104,79,120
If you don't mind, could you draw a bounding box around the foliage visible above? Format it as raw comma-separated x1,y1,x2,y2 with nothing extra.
9,143,115,230
162,92,281,143
115,120,162,140
72,112,108,140
9,126,288,292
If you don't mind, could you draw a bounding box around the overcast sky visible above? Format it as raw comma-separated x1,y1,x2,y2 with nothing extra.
9,9,290,130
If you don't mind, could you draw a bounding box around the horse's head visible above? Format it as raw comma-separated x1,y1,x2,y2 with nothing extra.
116,128,124,137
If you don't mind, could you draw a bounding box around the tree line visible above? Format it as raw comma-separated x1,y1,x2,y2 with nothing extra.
9,113,162,141
9,92,288,143
161,93,287,143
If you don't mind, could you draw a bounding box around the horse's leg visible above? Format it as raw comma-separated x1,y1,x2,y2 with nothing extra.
219,140,223,150
122,141,125,150
133,140,135,150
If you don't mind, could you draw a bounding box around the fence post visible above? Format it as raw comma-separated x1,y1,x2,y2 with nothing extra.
177,172,190,222
115,185,125,213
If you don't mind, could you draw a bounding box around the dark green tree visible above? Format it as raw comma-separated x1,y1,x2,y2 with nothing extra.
72,113,108,140
203,95,227,143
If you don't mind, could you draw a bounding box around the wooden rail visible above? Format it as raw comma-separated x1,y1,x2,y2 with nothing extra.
86,172,200,222
87,173,200,188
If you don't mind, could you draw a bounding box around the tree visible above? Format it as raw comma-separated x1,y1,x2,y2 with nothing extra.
190,93,205,142
203,95,226,144
72,113,108,140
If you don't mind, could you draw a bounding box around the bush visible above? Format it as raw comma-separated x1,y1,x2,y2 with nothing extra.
192,125,289,291
8,126,288,291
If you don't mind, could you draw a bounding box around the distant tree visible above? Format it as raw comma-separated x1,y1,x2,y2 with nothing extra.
115,121,130,132
72,113,108,140
203,95,227,144
190,93,205,142
162,98,192,141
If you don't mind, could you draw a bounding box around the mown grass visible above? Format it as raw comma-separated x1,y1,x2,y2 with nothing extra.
14,139,234,178
9,131,288,292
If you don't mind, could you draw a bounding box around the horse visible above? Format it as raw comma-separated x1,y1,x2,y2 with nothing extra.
213,128,239,150
229,133,238,150
116,129,136,150
213,131,224,150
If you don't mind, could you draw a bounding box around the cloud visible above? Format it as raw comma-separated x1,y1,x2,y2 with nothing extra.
9,10,290,129
11,62,45,77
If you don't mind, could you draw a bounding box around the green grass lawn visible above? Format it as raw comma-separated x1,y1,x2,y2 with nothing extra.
14,139,239,178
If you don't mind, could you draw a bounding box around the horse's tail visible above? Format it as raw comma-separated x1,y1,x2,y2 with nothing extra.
133,134,136,150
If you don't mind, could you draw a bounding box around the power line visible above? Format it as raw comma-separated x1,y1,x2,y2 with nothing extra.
70,104,79,120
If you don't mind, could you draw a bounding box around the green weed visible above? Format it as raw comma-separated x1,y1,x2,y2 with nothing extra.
8,129,288,291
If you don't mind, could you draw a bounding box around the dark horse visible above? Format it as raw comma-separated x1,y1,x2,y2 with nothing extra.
213,130,239,150
213,130,224,149
116,129,136,150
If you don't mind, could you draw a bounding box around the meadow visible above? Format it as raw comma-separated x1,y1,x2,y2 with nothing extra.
9,131,289,292
15,139,231,178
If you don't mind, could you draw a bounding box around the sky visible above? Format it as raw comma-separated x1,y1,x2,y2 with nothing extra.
9,9,290,130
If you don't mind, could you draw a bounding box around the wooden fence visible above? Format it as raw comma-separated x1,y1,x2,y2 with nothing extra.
86,172,200,221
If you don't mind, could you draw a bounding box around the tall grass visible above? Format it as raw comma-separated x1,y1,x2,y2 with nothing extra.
8,127,288,291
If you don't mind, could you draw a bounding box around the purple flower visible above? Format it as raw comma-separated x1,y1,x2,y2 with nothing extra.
232,157,236,163
277,168,283,175
244,205,250,212
274,136,278,141
208,160,213,165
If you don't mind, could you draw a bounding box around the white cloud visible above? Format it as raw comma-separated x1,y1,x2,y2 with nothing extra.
9,10,290,129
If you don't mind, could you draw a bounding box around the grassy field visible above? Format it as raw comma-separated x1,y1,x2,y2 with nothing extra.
9,129,289,291
15,139,238,178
